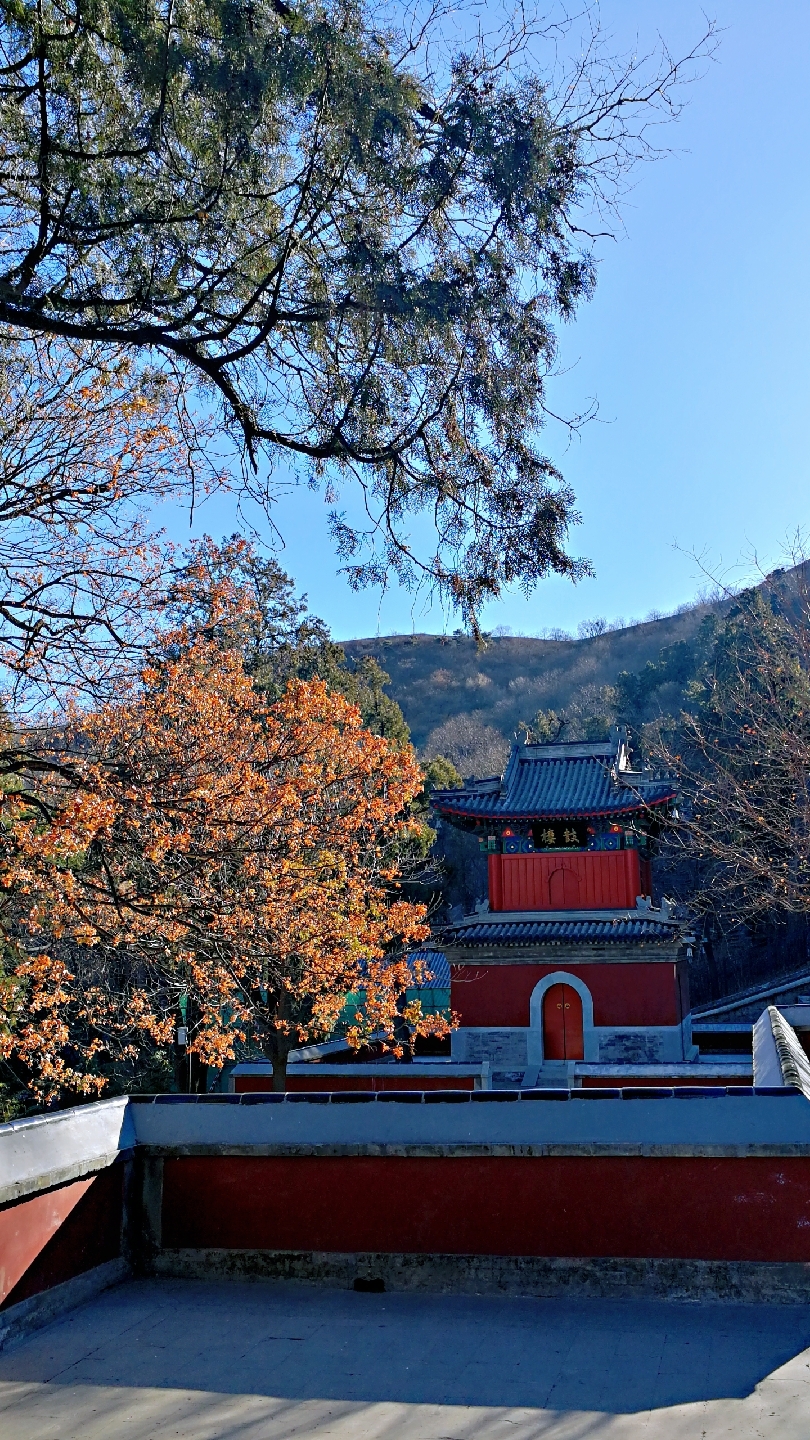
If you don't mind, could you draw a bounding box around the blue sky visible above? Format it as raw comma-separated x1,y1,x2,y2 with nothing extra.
170,1,810,640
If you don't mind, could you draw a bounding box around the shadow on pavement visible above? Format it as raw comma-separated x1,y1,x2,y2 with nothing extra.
1,1277,810,1415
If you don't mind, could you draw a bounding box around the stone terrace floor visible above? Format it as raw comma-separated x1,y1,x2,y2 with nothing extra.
2,1278,810,1438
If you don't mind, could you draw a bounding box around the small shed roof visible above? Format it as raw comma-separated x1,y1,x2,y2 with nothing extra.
693,968,810,1024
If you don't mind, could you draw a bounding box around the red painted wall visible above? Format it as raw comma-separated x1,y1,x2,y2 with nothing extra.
161,1154,810,1262
677,958,688,1026
0,1166,122,1309
235,1073,475,1093
451,961,685,1028
489,851,644,912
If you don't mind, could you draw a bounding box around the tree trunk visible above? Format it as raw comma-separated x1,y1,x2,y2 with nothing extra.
261,991,292,1091
394,993,413,1061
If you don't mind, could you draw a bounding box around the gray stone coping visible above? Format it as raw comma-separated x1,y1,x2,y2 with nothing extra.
0,1097,135,1206
128,1088,810,1157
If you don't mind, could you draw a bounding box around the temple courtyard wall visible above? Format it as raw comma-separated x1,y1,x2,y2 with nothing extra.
6,1087,810,1354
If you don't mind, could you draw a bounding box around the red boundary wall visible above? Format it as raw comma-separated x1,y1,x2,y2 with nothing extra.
0,1166,123,1309
161,1154,810,1263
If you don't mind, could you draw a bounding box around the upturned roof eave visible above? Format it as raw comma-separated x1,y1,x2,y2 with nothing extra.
452,906,680,926
440,933,682,948
431,791,676,821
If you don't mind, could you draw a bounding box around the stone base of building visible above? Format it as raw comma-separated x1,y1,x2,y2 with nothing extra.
451,1022,697,1069
153,1247,810,1305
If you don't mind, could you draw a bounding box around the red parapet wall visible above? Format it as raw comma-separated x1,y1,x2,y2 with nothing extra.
489,850,648,911
0,1167,123,1310
161,1153,810,1263
7,1097,810,1317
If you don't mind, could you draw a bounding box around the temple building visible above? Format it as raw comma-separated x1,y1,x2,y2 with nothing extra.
430,730,702,1087
232,728,753,1093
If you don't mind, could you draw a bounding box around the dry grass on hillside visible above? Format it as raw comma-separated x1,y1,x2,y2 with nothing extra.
344,604,715,751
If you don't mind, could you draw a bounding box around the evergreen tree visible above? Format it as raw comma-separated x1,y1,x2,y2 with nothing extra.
0,0,713,625
169,534,410,743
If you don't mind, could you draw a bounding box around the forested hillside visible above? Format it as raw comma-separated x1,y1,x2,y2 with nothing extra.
344,600,719,764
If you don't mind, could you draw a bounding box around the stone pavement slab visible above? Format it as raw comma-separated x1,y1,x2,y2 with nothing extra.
1,1278,810,1438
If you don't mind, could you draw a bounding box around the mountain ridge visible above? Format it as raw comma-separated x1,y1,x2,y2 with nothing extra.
343,600,718,754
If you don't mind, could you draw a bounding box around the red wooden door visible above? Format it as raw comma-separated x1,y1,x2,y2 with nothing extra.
548,868,581,908
542,984,584,1060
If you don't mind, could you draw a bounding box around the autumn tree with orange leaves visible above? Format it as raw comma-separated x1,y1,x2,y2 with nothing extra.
0,331,227,1111
0,636,447,1099
0,344,449,1107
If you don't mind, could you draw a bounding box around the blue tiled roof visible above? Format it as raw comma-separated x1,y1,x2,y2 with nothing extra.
431,738,675,823
444,916,679,946
408,950,450,987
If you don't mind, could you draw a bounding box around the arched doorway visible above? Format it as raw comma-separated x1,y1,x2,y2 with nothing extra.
548,867,581,908
543,983,585,1060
